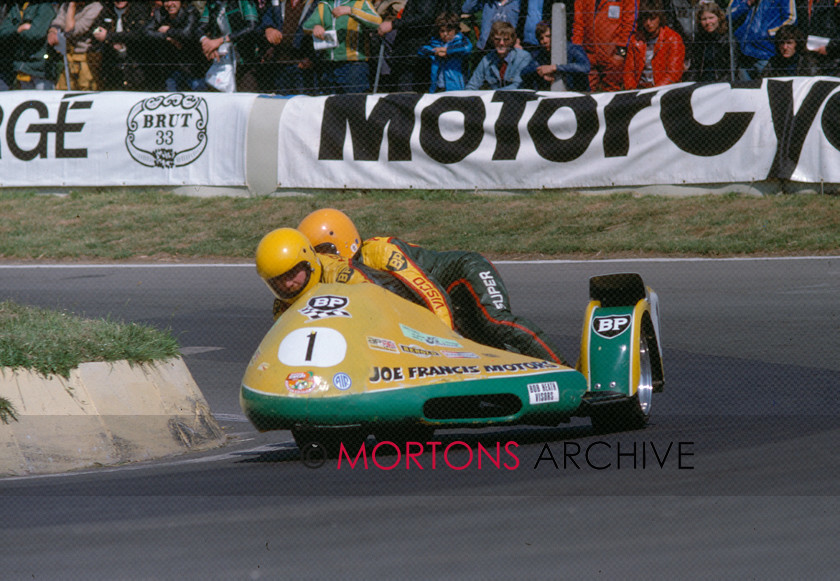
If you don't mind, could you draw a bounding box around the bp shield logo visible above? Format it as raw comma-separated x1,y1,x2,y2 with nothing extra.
593,315,631,338
126,94,208,168
299,295,351,320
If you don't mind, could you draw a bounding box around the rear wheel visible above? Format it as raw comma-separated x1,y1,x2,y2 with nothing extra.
591,332,653,433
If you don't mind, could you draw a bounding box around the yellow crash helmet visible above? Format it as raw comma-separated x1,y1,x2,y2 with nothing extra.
255,228,322,301
297,208,361,259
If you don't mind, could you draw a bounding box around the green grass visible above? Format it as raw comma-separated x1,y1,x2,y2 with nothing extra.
0,398,15,424
1,189,839,260
0,300,181,379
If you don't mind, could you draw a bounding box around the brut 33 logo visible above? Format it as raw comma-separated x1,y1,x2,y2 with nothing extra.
125,93,208,168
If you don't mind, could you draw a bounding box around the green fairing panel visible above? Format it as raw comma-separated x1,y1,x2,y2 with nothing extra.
586,305,636,397
241,371,586,431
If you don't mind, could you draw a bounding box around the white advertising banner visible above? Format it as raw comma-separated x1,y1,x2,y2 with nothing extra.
276,78,840,189
0,91,256,187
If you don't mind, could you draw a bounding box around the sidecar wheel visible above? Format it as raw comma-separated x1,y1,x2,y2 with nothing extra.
591,332,653,433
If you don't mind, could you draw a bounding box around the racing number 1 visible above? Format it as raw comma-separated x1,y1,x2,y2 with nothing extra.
305,331,317,361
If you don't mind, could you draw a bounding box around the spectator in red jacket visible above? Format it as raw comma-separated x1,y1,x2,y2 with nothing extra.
572,0,638,91
624,0,684,89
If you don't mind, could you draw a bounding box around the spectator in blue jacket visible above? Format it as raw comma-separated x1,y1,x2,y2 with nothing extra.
461,0,520,51
523,20,589,91
466,20,533,89
728,0,797,80
418,11,473,92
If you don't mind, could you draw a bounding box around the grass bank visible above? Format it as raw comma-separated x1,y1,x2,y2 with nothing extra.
1,189,839,261
0,301,180,379
0,300,181,423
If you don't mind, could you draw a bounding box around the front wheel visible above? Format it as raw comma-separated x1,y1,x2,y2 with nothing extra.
375,423,435,446
292,425,368,460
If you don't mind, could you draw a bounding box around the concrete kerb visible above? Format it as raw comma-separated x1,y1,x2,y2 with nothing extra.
0,356,226,476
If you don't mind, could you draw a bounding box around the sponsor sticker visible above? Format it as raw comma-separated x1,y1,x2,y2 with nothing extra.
367,336,399,353
479,271,506,310
333,372,352,391
528,381,560,405
400,344,439,358
400,324,461,348
592,315,632,338
126,93,209,168
386,251,407,271
299,295,351,320
440,350,480,359
285,371,321,394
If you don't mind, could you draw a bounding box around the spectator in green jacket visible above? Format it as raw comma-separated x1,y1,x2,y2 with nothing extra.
197,0,261,91
303,0,382,93
0,3,58,90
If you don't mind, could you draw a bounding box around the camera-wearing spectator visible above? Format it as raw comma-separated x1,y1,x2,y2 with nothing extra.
466,20,533,89
48,2,105,90
145,0,205,91
90,1,150,90
624,0,685,89
572,0,638,91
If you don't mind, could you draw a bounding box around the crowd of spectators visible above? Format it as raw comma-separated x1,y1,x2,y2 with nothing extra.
0,0,838,96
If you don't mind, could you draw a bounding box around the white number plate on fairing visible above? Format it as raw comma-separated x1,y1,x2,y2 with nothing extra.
278,327,346,367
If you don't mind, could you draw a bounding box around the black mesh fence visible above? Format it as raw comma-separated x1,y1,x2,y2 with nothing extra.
2,1,836,96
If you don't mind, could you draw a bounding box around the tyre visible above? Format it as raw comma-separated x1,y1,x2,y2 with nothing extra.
590,330,654,433
292,425,368,460
375,423,435,446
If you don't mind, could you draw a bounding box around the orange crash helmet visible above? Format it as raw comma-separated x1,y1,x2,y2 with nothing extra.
297,208,361,259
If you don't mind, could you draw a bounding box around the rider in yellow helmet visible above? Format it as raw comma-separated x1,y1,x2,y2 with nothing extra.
297,209,567,365
256,228,324,303
255,227,446,320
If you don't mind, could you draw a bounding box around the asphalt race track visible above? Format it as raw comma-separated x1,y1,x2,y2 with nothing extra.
1,258,838,579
